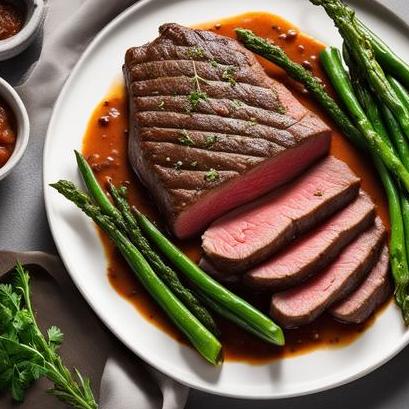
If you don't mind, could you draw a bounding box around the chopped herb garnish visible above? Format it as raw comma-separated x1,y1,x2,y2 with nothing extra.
158,100,165,110
205,134,218,148
231,99,243,110
174,160,183,171
186,46,205,59
248,117,258,126
209,59,219,68
188,90,208,110
204,168,220,182
222,66,237,86
178,130,195,146
187,61,209,111
276,104,286,114
191,161,198,167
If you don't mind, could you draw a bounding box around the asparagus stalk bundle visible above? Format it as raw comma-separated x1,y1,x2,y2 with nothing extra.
75,151,219,336
51,180,223,365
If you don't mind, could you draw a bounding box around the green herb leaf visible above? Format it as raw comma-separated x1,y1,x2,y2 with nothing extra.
205,134,218,148
222,66,237,86
48,326,64,348
188,90,208,111
204,168,220,182
0,265,98,409
186,46,205,59
178,130,195,146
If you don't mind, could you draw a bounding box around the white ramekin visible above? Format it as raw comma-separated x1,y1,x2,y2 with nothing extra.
0,0,45,61
0,77,29,180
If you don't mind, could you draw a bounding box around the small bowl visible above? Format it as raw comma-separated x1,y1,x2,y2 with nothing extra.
0,0,45,61
0,77,29,180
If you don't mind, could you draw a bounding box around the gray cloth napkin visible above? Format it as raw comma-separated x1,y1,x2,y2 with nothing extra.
0,0,189,407
0,251,188,408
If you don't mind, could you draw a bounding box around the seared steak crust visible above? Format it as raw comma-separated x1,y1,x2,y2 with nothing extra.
124,23,330,238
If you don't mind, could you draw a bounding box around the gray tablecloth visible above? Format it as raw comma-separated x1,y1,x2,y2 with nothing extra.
1,0,409,408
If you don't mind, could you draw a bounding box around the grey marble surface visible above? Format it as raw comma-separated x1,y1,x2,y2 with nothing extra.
1,0,409,407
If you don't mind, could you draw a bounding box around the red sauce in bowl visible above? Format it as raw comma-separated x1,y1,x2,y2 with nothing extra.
0,97,17,167
0,1,24,40
82,12,391,364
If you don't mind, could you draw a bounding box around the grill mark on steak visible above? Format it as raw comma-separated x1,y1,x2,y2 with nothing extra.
125,23,331,238
139,128,283,158
128,59,266,86
131,77,284,113
244,191,376,290
270,217,386,328
153,166,239,190
134,95,297,128
146,142,264,171
202,156,360,273
134,111,313,148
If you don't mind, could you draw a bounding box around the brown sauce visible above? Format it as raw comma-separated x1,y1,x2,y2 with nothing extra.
0,97,17,167
82,12,391,364
0,1,25,40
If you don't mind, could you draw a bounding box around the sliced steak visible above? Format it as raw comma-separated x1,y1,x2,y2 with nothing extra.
202,156,360,274
270,217,386,328
331,245,391,323
244,191,375,289
124,23,331,238
199,257,241,283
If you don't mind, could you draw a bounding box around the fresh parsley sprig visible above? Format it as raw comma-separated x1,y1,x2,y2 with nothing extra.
0,262,98,409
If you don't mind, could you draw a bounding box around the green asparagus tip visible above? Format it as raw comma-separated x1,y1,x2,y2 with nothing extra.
395,286,409,324
274,327,285,347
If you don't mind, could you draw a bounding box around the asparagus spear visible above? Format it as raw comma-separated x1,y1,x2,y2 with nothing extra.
310,0,409,144
108,183,219,335
356,20,409,89
75,151,218,335
325,47,409,322
388,76,409,113
235,28,363,149
134,210,285,346
50,180,223,365
320,47,409,192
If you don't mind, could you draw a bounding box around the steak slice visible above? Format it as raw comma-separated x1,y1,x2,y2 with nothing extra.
244,191,375,289
124,23,331,238
270,217,386,328
202,156,360,274
330,245,391,323
199,257,241,283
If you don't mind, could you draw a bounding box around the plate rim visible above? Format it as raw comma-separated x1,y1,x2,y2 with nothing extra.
43,0,409,399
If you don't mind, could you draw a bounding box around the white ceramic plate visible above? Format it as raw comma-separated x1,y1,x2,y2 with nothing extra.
44,0,409,399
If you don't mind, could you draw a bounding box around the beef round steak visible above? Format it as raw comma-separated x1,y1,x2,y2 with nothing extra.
270,217,386,328
124,23,331,238
244,191,376,289
330,245,391,324
202,156,360,274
